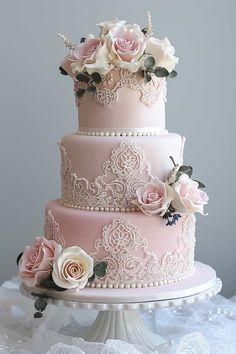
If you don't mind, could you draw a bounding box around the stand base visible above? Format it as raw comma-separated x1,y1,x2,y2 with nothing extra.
20,262,222,350
81,310,166,348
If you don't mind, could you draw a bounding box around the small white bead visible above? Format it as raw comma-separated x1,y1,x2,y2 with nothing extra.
96,283,101,288
108,284,113,289
88,131,91,136
95,132,99,136
137,132,142,136
78,206,81,210
126,208,131,212
119,283,124,289
91,283,95,288
128,132,133,136
115,208,120,212
105,132,110,136
110,207,115,212
125,284,130,289
92,132,95,136
133,132,137,136
111,132,115,137
115,132,120,136
105,207,109,212
148,282,153,287
143,283,148,288
131,284,136,288
102,284,107,288
137,283,142,288
85,206,90,211
100,207,104,211
100,132,104,136
94,207,99,211
90,207,94,211
81,206,85,210
121,208,125,212
87,282,91,287
122,132,126,137
114,284,119,289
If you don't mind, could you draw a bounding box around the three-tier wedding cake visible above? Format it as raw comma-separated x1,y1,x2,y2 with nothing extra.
18,16,209,306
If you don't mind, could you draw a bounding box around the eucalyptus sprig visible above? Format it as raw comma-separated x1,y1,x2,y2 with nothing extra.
142,55,177,83
88,262,107,282
33,295,48,318
76,71,102,99
169,156,205,188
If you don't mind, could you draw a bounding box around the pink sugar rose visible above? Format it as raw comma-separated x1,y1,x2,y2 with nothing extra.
61,35,112,77
133,178,175,216
107,24,146,72
18,237,62,287
171,174,209,214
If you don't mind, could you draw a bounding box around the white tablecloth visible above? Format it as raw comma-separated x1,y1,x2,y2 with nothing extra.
0,278,236,354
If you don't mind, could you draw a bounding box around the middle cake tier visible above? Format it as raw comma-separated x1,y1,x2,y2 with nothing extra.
60,133,185,211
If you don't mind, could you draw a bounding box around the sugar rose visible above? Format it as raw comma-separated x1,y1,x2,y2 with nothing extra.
133,178,175,216
18,237,62,287
61,35,112,77
52,246,94,289
107,24,146,73
146,37,178,73
171,174,209,214
98,19,126,36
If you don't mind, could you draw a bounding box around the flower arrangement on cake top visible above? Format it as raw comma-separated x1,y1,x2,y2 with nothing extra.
58,13,178,99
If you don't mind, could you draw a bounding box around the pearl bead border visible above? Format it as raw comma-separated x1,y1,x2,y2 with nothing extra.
86,269,195,289
76,129,168,137
61,200,139,212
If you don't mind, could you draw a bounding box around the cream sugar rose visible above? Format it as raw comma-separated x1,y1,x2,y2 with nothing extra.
18,16,209,308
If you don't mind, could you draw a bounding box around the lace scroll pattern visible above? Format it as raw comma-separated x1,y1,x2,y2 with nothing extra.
60,141,157,211
44,210,65,247
74,68,167,108
89,214,196,288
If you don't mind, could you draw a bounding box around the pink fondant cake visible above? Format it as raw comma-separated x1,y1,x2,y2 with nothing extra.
18,16,209,298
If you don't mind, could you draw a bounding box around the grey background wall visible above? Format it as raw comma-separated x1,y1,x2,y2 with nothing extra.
0,0,235,297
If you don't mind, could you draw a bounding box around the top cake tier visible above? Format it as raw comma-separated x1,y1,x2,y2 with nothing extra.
76,69,166,135
59,17,178,134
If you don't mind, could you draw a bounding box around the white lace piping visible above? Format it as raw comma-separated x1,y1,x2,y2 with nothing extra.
89,214,196,288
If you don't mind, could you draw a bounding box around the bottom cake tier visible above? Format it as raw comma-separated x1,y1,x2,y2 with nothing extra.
44,199,196,289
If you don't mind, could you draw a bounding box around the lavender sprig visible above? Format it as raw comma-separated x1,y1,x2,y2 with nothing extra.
163,210,182,226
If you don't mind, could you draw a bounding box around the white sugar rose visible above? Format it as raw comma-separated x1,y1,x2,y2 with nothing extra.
98,19,126,36
107,24,146,73
133,178,175,216
171,174,209,214
83,41,112,75
146,37,179,73
52,246,94,289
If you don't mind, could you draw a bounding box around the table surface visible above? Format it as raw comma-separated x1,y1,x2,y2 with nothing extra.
0,277,236,354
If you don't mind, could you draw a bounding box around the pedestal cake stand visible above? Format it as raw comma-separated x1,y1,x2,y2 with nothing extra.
20,261,222,351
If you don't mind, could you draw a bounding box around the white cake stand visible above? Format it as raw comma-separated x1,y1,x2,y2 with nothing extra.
20,262,222,351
